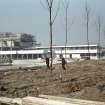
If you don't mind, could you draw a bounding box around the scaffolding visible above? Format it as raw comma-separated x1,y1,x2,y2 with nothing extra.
0,37,16,65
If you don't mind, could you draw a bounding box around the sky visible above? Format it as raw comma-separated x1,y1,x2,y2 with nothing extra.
0,0,105,46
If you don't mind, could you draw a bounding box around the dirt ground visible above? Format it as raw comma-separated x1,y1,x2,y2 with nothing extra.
0,60,105,102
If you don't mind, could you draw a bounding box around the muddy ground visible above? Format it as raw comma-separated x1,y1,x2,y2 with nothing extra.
0,60,105,102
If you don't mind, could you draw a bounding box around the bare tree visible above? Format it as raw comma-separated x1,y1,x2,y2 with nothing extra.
62,0,70,59
41,0,60,72
95,16,102,59
85,1,90,59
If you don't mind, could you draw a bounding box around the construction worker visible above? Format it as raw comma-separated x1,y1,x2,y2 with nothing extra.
62,57,66,70
46,57,49,69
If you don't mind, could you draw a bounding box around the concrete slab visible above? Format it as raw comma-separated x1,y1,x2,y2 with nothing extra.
23,96,105,105
0,97,22,105
0,95,105,105
23,96,78,105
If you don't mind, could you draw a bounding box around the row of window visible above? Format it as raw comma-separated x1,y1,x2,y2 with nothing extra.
59,53,98,59
0,52,102,61
0,54,45,60
80,53,97,56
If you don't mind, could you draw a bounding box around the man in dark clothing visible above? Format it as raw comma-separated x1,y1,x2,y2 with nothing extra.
46,57,49,69
62,57,66,70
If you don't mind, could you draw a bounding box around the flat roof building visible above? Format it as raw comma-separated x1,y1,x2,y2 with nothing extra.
0,44,104,62
0,33,104,64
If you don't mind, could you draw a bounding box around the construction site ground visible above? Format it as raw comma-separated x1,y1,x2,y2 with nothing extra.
0,60,105,102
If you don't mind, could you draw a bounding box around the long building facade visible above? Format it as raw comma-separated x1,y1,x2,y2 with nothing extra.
36,44,104,60
54,45,103,59
0,33,104,64
0,44,104,62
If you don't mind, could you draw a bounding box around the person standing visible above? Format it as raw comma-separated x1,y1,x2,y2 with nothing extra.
62,57,66,70
46,57,49,69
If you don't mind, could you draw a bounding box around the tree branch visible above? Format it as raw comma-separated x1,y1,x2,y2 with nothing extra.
50,0,54,7
52,0,60,24
46,0,50,9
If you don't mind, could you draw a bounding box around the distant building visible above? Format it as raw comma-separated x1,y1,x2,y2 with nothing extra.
53,44,103,59
0,44,100,61
0,32,41,50
0,33,104,64
36,44,104,60
0,32,41,64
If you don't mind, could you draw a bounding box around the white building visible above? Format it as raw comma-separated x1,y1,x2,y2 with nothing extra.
53,44,101,59
0,44,104,64
35,44,103,60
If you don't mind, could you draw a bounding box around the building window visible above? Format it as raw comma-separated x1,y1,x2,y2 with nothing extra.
28,54,32,59
91,53,96,56
39,54,42,58
33,54,37,59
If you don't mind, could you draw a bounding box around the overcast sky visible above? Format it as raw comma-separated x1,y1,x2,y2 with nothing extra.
0,0,105,46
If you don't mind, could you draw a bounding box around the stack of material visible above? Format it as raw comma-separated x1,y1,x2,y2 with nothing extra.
23,97,77,105
0,97,22,105
22,95,105,105
0,95,105,105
